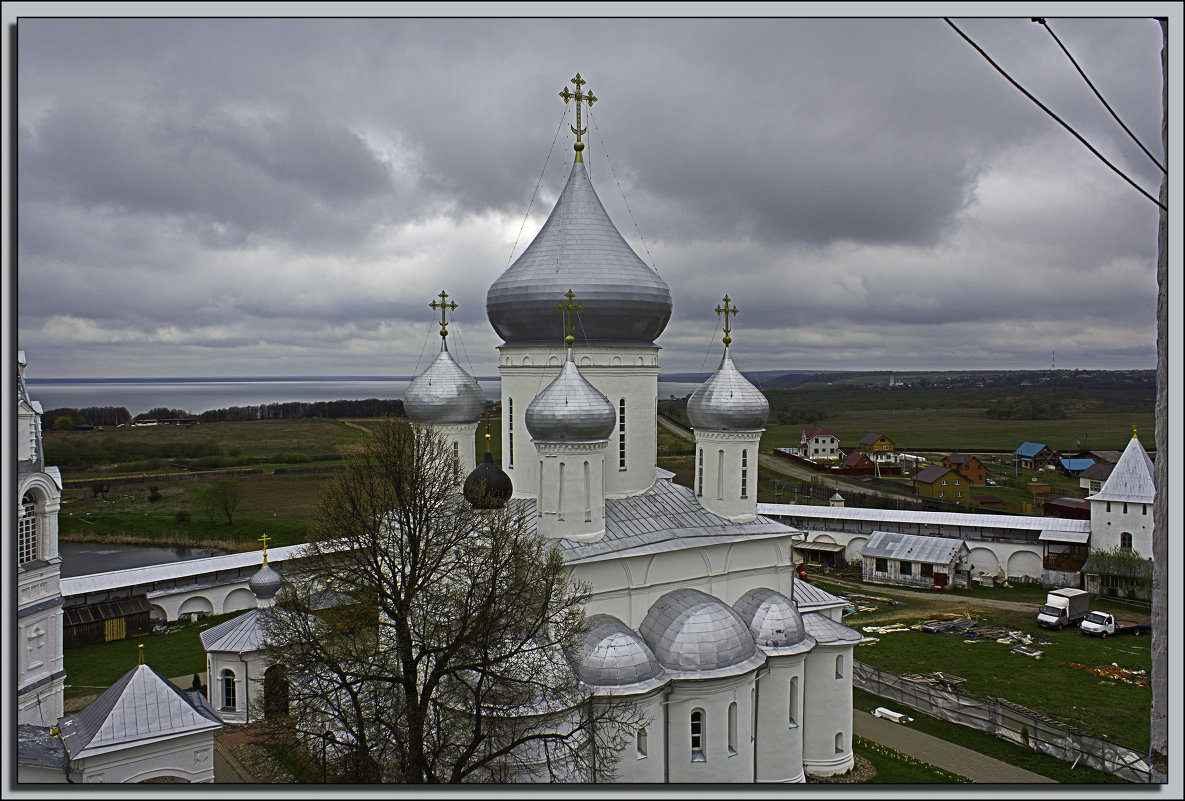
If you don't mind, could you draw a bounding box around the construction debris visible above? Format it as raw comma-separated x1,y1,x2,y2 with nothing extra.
1068,663,1150,687
1010,645,1044,660
861,624,910,634
900,671,967,692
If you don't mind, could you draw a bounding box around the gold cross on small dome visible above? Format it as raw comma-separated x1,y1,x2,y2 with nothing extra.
430,290,458,343
557,289,584,349
715,295,738,347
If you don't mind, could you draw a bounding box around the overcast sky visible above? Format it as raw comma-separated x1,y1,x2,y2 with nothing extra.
7,8,1177,379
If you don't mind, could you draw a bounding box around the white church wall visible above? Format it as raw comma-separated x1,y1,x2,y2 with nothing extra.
433,421,479,483
665,672,756,783
800,643,854,777
604,690,665,783
692,430,762,522
1091,499,1154,556
755,654,807,782
69,731,216,784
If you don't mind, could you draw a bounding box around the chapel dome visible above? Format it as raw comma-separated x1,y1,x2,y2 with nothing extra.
732,588,807,648
686,349,769,432
524,354,616,443
576,615,664,688
639,588,757,672
248,562,282,602
486,158,672,346
404,348,484,425
463,450,513,509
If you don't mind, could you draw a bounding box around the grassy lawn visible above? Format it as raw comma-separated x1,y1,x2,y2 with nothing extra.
64,611,241,699
851,734,972,783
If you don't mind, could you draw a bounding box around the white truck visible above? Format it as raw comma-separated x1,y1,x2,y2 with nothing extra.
1079,611,1151,638
1036,588,1090,629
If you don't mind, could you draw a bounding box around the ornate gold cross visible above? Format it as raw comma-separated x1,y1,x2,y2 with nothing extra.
557,289,583,349
483,407,494,454
258,532,271,564
559,73,597,158
430,290,458,343
715,295,738,347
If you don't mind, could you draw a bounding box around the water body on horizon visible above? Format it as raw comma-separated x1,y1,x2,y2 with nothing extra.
28,377,704,418
58,540,227,578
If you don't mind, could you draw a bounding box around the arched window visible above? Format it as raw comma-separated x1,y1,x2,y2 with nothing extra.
637,727,648,759
557,462,565,521
690,708,706,761
1120,532,1133,551
583,461,592,522
835,732,844,754
727,702,738,756
740,450,749,498
507,399,514,467
789,675,800,727
835,653,844,679
696,449,704,497
618,399,627,469
221,669,237,710
452,441,460,482
716,449,725,500
18,493,38,565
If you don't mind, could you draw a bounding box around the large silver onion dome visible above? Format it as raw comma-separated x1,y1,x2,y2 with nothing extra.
576,615,664,688
486,159,672,346
524,353,616,443
639,588,757,672
686,349,769,431
404,348,484,425
733,588,808,648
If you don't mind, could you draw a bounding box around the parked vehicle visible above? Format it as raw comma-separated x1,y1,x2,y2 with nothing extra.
1079,611,1151,638
1036,588,1090,629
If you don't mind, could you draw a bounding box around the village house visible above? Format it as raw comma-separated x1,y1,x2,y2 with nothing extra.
1014,441,1056,471
856,433,895,463
860,532,969,590
940,453,988,485
1078,462,1114,496
800,428,840,461
911,465,967,503
842,450,874,470
1058,457,1096,478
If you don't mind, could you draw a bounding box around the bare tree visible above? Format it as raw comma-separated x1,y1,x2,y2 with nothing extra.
193,478,243,525
264,419,634,783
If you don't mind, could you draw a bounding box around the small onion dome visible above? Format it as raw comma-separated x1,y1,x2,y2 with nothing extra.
524,353,615,443
639,588,757,672
576,615,664,688
463,451,513,509
404,348,484,425
732,587,808,648
686,348,769,431
486,158,672,346
248,562,282,602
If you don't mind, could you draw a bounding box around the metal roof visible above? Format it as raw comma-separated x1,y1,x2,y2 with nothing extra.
17,724,68,771
61,544,305,596
638,588,762,678
733,588,808,649
404,346,484,425
686,349,769,432
1087,435,1155,503
914,465,958,484
575,614,665,690
1038,529,1090,544
200,607,272,654
794,541,846,553
1014,441,1049,457
861,531,966,563
757,502,1090,535
64,595,152,626
802,612,863,645
57,664,222,760
525,352,616,442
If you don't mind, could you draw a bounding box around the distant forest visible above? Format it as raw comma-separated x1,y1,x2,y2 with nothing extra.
43,398,407,428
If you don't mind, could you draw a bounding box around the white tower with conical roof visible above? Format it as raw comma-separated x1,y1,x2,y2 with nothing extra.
404,291,485,483
1088,428,1156,556
686,297,769,523
487,75,672,502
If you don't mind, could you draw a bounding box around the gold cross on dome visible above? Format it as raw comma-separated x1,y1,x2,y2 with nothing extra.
258,532,271,564
556,289,583,349
483,407,494,453
715,295,738,347
430,290,459,343
559,73,597,159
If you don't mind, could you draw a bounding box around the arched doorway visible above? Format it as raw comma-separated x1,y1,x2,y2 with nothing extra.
264,664,289,719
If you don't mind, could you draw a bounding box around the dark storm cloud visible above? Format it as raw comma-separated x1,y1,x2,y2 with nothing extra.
10,11,1170,378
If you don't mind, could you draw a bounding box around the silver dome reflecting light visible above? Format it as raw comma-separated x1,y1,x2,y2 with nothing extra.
486,159,672,346
524,354,616,443
686,349,770,431
404,348,485,425
576,615,664,687
733,588,807,647
248,563,282,602
639,588,757,672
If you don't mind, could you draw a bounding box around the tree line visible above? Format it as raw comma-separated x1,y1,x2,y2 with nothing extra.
42,398,407,428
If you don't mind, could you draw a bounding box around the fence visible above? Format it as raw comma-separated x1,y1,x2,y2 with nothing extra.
853,661,1150,783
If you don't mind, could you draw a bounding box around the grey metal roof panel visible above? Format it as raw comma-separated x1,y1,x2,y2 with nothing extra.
791,580,851,612
639,588,758,674
1087,436,1155,503
61,544,305,596
200,607,271,653
1039,529,1090,544
862,531,965,563
802,612,863,645
17,724,68,771
732,588,808,648
576,614,665,689
757,502,1091,534
525,354,616,442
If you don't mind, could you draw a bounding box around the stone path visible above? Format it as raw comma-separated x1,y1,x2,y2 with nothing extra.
853,709,1055,783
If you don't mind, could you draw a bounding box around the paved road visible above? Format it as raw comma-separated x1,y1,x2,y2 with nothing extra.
854,709,1055,783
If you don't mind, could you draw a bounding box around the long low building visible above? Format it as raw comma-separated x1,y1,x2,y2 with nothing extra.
757,503,1090,587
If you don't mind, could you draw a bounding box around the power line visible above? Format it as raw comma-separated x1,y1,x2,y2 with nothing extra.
945,18,1166,212
1032,17,1166,174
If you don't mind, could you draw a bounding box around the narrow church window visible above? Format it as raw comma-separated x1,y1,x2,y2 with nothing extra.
727,702,738,756
637,727,648,759
690,709,706,761
557,462,565,521
697,449,703,497
1106,501,1111,513
584,461,592,522
1120,532,1133,551
789,676,799,727
537,463,544,517
717,450,725,500
222,669,237,710
835,732,844,754
835,654,844,679
507,399,514,468
452,441,460,482
18,495,38,565
1123,502,1128,514
619,399,626,469
741,450,748,498
1143,504,1148,515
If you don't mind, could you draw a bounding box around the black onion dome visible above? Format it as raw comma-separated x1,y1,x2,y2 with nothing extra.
463,451,513,509
486,158,672,346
